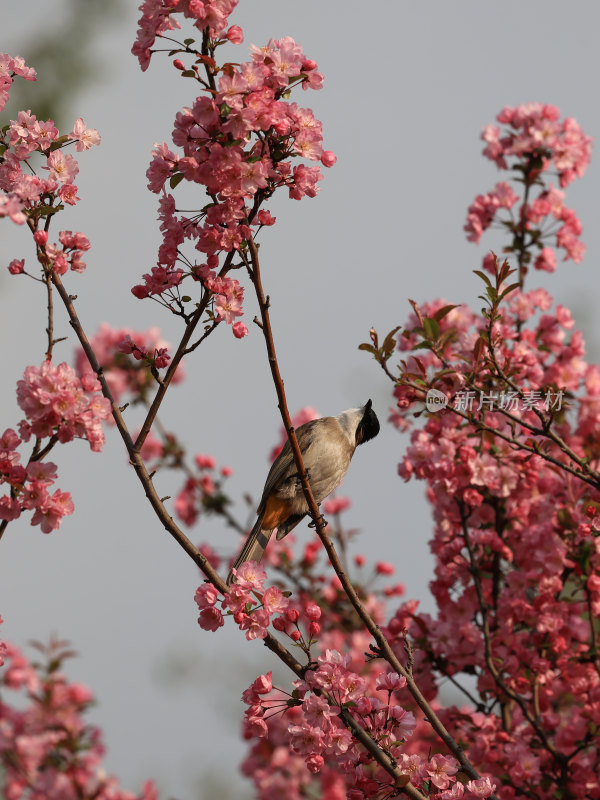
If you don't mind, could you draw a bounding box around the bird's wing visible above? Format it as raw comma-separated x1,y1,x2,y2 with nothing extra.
257,418,323,511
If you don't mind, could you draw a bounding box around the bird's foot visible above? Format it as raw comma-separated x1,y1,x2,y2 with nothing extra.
308,514,328,530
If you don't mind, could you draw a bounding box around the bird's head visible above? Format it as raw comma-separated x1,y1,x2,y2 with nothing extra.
336,399,380,447
355,399,380,445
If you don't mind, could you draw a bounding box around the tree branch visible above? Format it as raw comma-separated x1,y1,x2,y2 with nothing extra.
245,236,496,794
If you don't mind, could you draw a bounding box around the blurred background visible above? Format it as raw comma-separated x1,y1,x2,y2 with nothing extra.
2,1,600,797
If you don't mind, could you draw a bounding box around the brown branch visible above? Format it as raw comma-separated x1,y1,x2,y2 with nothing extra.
49,270,430,798
134,192,263,454
183,318,221,355
245,237,496,794
584,583,600,678
339,709,424,800
44,272,55,361
133,260,230,454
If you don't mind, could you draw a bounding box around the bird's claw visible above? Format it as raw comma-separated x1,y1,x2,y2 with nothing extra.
308,514,327,529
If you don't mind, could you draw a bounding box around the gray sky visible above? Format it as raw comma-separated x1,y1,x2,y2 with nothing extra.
2,2,600,798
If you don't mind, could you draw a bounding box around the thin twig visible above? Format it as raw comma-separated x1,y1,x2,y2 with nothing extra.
44,272,55,361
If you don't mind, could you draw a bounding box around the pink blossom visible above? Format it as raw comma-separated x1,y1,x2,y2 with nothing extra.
427,754,459,790
262,585,289,615
68,118,101,151
226,25,244,44
0,495,21,521
232,321,248,339
45,150,79,184
238,608,270,640
30,488,74,533
465,777,496,797
375,671,407,692
198,606,225,631
323,496,351,515
8,258,24,274
194,583,220,609
232,560,267,590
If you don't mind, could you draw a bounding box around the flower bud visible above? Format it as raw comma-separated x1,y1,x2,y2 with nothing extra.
226,25,244,44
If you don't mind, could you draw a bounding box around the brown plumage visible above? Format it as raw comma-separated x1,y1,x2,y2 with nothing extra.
227,400,379,584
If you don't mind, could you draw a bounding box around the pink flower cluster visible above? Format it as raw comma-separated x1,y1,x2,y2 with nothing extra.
463,182,518,243
0,64,100,224
242,657,495,799
482,103,592,186
0,52,36,112
466,105,590,272
0,616,6,667
132,10,333,339
0,638,159,799
385,282,600,795
17,361,111,453
196,561,289,639
132,0,241,71
174,451,233,526
18,229,93,276
0,428,74,533
118,335,171,369
75,323,184,405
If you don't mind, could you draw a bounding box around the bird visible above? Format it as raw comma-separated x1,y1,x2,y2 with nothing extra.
227,400,380,584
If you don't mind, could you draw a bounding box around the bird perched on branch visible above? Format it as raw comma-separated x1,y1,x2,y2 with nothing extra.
227,400,380,584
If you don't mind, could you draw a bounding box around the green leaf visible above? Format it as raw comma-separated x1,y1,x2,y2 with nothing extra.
498,282,521,301
473,269,493,288
412,341,433,352
181,295,191,303
473,336,485,363
437,329,457,350
432,304,459,322
411,356,426,375
485,285,498,303
358,343,377,355
169,172,185,189
48,134,71,152
183,38,195,45
381,325,401,359
37,204,64,218
423,317,440,340
181,69,196,78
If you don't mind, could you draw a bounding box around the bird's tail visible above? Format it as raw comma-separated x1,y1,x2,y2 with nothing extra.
226,512,273,586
